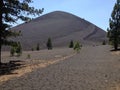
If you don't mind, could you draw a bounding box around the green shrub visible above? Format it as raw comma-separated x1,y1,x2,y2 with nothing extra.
16,42,22,56
27,54,31,59
10,47,15,56
74,42,82,53
10,42,22,57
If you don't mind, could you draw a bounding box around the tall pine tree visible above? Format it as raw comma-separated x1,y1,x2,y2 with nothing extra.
0,0,43,64
69,40,74,48
36,43,40,51
108,0,120,50
46,38,52,50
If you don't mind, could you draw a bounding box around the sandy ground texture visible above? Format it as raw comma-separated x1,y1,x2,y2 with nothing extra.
1,48,74,63
0,48,75,82
0,45,120,90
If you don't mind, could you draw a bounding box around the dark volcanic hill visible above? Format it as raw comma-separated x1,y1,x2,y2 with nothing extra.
10,11,106,50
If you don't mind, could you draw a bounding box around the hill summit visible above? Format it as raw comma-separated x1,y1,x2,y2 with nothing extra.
11,11,106,50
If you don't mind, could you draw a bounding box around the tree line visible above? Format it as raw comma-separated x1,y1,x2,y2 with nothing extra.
31,39,82,52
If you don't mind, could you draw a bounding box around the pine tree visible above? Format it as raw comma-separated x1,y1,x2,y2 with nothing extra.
107,0,120,50
10,46,15,56
69,40,74,48
36,43,40,51
73,42,82,53
16,42,22,56
0,0,43,63
46,38,52,50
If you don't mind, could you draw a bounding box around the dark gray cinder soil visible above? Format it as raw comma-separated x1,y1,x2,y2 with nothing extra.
6,11,107,50
0,45,120,90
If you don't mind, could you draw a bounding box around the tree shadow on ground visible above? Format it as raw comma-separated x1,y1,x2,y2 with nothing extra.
110,47,120,51
0,60,25,76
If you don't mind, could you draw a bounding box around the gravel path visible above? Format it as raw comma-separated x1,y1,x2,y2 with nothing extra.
0,45,120,90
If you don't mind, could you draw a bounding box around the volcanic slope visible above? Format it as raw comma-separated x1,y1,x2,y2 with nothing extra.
12,11,106,50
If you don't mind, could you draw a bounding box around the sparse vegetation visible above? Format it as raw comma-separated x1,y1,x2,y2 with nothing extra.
107,0,120,50
10,42,22,57
69,40,74,48
16,42,22,56
27,54,31,59
74,42,82,53
46,38,52,50
10,47,15,56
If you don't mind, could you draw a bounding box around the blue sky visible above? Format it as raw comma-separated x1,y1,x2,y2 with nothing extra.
31,0,116,31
